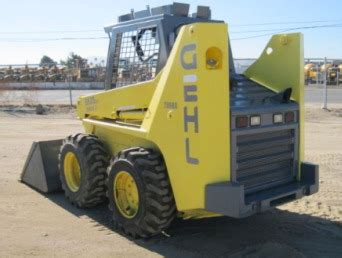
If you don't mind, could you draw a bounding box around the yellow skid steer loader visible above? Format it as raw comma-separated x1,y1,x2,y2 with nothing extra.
22,3,318,238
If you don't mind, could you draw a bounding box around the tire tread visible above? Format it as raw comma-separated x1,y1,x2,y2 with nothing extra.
58,134,109,208
107,147,176,238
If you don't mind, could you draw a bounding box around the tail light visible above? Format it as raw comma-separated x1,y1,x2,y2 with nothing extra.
236,116,248,128
285,111,295,123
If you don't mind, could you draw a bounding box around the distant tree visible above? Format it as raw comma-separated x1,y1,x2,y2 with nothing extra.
60,52,87,69
39,55,56,68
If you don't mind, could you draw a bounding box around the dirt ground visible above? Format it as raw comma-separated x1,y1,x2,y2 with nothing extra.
0,105,341,258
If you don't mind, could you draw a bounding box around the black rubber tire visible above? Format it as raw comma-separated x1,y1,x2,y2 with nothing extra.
58,133,109,208
106,147,176,238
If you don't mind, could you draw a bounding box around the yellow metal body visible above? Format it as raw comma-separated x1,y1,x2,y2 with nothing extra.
304,63,318,81
304,63,314,78
77,23,229,217
77,25,304,217
320,63,332,72
244,33,304,175
308,70,318,80
64,152,81,192
114,171,139,218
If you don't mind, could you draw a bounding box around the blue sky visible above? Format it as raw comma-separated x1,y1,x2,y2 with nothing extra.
0,0,341,64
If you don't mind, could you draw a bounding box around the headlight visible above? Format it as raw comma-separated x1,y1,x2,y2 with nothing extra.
273,113,283,124
250,115,261,126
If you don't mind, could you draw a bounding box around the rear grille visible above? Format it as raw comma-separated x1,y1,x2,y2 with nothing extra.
236,129,295,193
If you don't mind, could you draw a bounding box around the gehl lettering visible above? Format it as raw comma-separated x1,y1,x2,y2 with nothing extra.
180,44,199,165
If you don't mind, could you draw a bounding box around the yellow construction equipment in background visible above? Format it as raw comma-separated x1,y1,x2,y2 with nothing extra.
22,3,319,238
304,63,317,83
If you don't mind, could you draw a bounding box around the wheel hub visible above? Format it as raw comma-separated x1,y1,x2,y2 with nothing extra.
63,152,81,192
114,171,139,218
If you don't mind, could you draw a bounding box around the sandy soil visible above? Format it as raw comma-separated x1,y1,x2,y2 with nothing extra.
0,105,341,258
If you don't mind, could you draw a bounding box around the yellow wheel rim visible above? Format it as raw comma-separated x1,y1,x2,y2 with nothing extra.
114,171,139,219
63,152,81,192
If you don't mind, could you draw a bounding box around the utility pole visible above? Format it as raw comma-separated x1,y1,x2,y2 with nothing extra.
316,62,319,87
67,74,73,107
322,57,328,110
337,69,339,87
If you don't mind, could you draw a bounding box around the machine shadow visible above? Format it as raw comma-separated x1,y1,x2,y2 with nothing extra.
45,192,342,258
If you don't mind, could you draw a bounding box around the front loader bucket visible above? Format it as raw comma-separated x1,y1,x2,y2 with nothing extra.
21,139,63,193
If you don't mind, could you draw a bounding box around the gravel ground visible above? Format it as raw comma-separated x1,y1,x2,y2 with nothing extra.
0,105,341,257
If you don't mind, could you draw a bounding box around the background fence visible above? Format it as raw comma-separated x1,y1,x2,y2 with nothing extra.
0,59,341,108
1,58,341,86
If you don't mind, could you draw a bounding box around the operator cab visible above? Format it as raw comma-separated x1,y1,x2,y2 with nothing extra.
104,3,237,90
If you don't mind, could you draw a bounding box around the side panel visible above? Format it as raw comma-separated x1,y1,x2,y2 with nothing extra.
143,23,230,211
244,33,304,171
82,122,156,158
77,79,157,120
